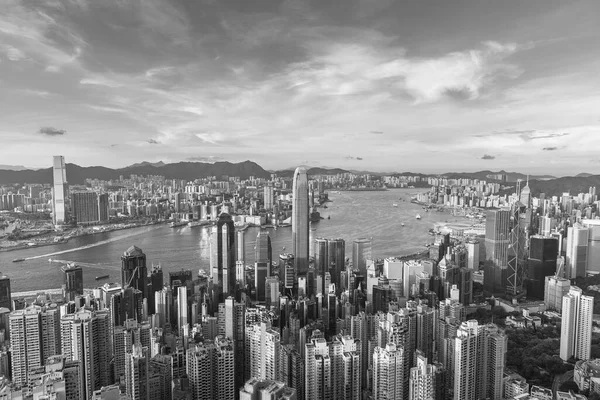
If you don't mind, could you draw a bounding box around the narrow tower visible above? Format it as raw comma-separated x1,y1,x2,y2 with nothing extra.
292,167,309,277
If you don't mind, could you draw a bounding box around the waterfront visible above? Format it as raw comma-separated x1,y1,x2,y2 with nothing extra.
0,189,469,292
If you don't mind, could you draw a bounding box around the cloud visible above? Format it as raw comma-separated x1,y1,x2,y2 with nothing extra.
39,127,66,136
186,156,224,162
481,154,496,160
147,139,160,144
370,131,384,134
0,45,27,61
542,147,558,151
356,157,363,160
345,156,364,161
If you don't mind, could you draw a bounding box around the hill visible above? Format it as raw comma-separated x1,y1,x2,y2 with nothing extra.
0,160,270,184
442,170,555,182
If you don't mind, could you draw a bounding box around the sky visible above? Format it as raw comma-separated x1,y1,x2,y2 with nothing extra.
0,0,599,175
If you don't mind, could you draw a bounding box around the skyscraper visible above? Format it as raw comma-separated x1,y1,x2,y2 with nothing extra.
62,263,83,302
237,230,246,264
71,191,100,224
544,275,570,312
409,350,443,400
352,238,372,275
186,337,235,400
327,238,345,293
0,275,11,311
9,308,44,387
52,155,68,226
527,236,559,299
560,286,593,361
484,209,511,266
121,246,148,300
177,286,188,336
210,213,236,300
264,184,274,210
372,343,404,400
292,167,309,277
255,230,272,302
565,224,589,279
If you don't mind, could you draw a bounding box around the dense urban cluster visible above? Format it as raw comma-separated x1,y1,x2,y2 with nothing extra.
0,157,598,400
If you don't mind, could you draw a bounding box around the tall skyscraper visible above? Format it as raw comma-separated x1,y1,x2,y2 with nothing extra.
327,238,345,293
484,209,511,266
255,230,272,302
565,224,589,279
583,220,600,275
527,236,559,299
121,246,148,300
9,308,44,387
545,275,570,312
264,184,274,210
237,230,246,264
409,350,443,400
352,238,372,275
292,167,309,277
0,275,11,311
186,337,236,400
177,286,188,336
52,155,68,226
62,263,83,302
210,213,236,300
560,286,593,361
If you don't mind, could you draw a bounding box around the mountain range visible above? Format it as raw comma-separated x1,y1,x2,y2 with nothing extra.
0,161,598,197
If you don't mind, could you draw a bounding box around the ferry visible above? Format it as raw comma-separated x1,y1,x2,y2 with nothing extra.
416,214,422,220
169,221,187,228
95,275,110,281
12,258,25,263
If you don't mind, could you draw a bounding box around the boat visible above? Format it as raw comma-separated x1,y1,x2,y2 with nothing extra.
169,221,187,228
48,258,53,262
327,215,331,220
95,275,110,281
416,214,422,220
401,223,405,227
310,209,321,223
12,258,25,263
393,203,398,207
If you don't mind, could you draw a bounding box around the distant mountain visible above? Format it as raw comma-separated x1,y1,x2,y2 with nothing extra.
527,175,600,197
127,161,166,168
442,170,555,182
273,167,352,178
576,173,594,178
0,160,270,184
0,164,28,171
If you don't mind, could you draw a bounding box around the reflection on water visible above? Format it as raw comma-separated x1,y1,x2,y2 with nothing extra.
0,189,463,292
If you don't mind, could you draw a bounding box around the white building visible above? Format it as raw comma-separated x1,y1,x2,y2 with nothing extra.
560,286,593,361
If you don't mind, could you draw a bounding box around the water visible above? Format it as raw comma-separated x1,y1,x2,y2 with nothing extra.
0,189,467,292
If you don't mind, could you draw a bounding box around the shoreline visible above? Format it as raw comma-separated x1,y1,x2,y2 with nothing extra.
0,220,166,253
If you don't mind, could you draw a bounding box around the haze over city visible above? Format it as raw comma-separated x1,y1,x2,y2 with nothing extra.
0,0,599,174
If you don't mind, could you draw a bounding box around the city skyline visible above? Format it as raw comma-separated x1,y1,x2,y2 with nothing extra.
1,0,599,174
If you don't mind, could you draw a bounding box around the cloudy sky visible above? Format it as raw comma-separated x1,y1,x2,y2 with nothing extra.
0,0,599,174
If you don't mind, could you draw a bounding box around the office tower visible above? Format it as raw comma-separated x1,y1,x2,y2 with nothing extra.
566,224,589,279
98,193,109,222
186,336,235,400
266,276,280,308
506,210,527,296
409,350,443,400
453,321,507,400
52,155,68,226
9,308,44,387
121,245,148,300
465,240,480,271
539,215,552,236
71,191,100,224
0,275,11,311
111,287,144,326
154,287,171,328
484,209,511,266
60,309,112,399
304,335,332,400
177,286,188,336
113,319,150,388
62,263,83,302
210,213,236,299
560,286,593,361
328,238,345,293
169,269,193,289
527,236,559,299
149,354,173,400
545,275,571,312
292,167,309,276
148,265,163,315
520,179,531,208
373,343,404,400
238,230,246,264
353,238,372,275
583,220,600,275
224,297,246,393
239,377,297,399
314,238,329,293
264,185,274,210
255,230,272,302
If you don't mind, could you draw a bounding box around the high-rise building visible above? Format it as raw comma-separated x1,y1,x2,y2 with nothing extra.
9,308,44,387
583,220,600,275
210,213,236,300
148,264,163,315
121,246,148,300
545,275,570,312
0,275,11,311
264,185,274,210
327,238,345,293
527,236,559,300
246,321,280,382
566,224,589,279
239,377,297,400
292,167,309,277
60,309,112,399
238,230,246,264
409,350,443,400
177,286,188,336
186,336,236,400
560,286,593,361
484,209,511,266
71,191,100,224
314,238,329,292
255,230,272,302
113,319,151,388
465,240,480,271
373,343,404,400
353,238,372,275
98,193,109,222
52,155,68,226
62,263,83,302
